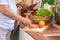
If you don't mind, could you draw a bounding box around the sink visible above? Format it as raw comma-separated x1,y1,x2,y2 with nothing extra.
55,7,60,23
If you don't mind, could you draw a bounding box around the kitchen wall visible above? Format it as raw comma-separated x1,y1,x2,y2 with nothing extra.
56,0,60,7
15,0,22,3
15,0,41,5
15,0,32,5
23,0,33,5
33,0,42,9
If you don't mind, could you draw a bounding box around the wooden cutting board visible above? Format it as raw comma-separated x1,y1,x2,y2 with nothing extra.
22,25,49,32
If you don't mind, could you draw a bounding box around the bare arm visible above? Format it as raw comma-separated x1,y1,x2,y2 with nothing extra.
0,5,32,27
0,5,23,22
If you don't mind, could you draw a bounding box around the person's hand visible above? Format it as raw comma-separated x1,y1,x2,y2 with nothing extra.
20,18,32,27
16,2,38,10
16,2,28,10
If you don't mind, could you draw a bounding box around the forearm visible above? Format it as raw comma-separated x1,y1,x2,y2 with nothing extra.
3,10,23,22
0,5,24,22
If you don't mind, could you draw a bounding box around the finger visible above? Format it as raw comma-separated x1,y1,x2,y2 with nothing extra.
20,23,26,28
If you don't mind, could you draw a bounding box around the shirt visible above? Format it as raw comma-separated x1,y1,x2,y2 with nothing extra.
0,0,17,30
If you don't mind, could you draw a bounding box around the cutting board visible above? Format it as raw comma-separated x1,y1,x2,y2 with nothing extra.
22,25,49,32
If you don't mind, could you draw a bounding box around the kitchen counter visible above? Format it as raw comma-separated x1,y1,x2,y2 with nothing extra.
20,23,60,40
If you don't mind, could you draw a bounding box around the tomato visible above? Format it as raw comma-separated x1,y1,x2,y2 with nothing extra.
29,24,33,28
38,24,43,28
33,25,39,28
29,24,39,28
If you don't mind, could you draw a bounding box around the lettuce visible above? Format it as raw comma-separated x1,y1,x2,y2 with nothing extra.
35,9,50,16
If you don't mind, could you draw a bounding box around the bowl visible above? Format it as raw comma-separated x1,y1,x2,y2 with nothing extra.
29,15,51,24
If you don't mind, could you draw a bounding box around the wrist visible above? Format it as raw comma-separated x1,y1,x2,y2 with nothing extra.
19,16,24,22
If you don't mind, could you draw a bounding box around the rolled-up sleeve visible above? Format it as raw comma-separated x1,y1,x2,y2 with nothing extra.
0,0,8,5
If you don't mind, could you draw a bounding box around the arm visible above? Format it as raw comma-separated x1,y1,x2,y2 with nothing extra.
0,5,31,26
0,5,23,22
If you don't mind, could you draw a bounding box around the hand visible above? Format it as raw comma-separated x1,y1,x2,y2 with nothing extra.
20,18,32,27
16,2,28,10
20,22,26,28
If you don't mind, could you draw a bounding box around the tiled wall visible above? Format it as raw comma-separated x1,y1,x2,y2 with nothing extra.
15,0,32,5
15,0,22,3
33,0,42,9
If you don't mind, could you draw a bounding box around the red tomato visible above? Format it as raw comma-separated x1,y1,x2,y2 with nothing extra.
38,24,43,28
33,25,39,28
29,24,33,28
29,24,39,28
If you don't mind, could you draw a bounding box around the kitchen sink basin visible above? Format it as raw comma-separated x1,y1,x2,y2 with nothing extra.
55,7,60,24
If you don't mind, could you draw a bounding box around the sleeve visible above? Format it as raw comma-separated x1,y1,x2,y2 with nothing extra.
0,0,8,5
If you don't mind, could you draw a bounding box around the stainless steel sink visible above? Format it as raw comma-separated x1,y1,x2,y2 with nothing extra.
55,7,60,23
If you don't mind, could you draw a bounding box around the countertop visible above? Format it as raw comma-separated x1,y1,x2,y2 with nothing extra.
20,23,60,40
